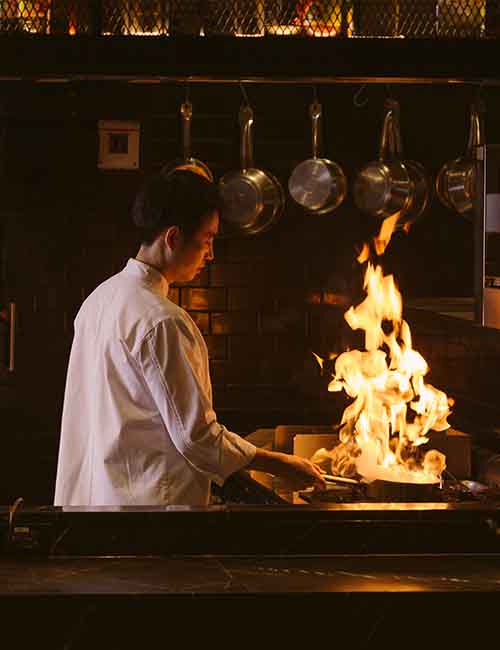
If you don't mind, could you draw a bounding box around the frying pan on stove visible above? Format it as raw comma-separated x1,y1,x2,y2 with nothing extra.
218,104,284,236
365,478,440,502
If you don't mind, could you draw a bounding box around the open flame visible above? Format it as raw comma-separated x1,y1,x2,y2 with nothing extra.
316,214,452,484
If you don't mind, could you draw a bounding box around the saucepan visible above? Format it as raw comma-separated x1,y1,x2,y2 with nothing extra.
219,104,284,235
391,108,429,230
400,160,429,230
392,100,430,230
288,101,347,215
435,102,484,219
161,100,214,181
353,99,412,220
354,99,429,230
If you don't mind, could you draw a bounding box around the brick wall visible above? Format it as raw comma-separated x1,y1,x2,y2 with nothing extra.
408,308,500,427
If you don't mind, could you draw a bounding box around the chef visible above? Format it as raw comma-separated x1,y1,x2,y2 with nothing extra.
55,169,326,506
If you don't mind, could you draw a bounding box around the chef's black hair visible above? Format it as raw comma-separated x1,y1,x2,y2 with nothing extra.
132,169,221,245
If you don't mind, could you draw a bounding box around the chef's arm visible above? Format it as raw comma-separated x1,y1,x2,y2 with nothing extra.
247,448,327,491
139,318,326,490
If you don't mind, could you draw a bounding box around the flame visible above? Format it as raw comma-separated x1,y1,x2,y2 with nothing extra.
357,243,370,264
312,352,324,370
374,210,401,256
324,213,451,484
312,351,339,375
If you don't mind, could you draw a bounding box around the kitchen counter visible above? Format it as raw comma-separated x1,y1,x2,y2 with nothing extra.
1,554,500,648
3,434,500,645
3,497,500,647
3,554,500,595
406,296,475,321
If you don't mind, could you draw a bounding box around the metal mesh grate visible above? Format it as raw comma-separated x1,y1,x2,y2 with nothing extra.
0,1,495,38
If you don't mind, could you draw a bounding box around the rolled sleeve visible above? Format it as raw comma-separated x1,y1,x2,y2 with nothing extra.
138,317,256,485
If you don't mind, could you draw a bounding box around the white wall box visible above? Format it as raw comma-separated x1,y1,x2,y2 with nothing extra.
98,120,141,170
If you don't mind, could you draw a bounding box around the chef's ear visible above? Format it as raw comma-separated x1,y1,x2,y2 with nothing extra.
164,225,182,251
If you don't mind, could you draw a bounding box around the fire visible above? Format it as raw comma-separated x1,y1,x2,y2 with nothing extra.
316,214,452,484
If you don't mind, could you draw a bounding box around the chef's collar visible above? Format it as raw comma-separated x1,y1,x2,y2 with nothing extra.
126,258,170,298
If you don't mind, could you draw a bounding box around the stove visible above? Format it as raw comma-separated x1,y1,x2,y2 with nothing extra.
2,418,500,558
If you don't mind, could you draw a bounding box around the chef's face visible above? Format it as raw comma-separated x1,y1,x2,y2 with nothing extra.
172,210,219,283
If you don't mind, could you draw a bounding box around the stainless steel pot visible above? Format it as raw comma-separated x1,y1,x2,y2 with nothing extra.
397,160,430,230
388,104,429,229
288,101,347,215
353,99,413,220
219,104,284,236
161,100,214,181
435,103,484,219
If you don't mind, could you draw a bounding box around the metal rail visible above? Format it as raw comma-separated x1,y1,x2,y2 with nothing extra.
0,74,497,86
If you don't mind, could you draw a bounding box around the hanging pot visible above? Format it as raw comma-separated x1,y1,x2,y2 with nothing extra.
219,104,284,236
354,99,429,230
353,99,413,220
400,160,429,228
288,101,347,215
387,102,429,229
435,102,484,219
161,100,213,181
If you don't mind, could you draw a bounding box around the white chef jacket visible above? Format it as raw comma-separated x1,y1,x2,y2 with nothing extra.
54,258,256,506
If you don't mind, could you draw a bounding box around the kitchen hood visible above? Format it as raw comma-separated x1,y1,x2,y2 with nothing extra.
0,0,499,83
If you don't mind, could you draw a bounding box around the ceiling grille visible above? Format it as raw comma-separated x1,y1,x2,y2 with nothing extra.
0,1,493,38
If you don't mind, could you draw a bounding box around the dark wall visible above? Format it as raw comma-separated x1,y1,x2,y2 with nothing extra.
1,79,500,503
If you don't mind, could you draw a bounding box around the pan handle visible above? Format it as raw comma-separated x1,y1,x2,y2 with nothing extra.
379,98,402,161
181,101,193,163
310,101,322,159
391,100,403,158
239,104,254,171
466,102,484,157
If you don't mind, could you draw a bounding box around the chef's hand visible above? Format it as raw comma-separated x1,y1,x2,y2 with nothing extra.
248,449,327,491
279,454,328,491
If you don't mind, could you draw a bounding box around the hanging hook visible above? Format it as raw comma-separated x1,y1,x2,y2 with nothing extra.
184,78,190,104
239,81,250,106
385,83,393,99
353,84,368,108
312,84,319,104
